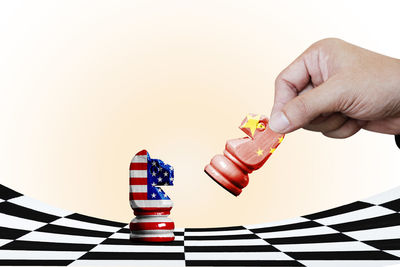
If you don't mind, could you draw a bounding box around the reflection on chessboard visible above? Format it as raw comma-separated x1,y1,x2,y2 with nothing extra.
0,184,399,266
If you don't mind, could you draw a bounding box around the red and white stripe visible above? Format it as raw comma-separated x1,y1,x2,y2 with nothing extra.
129,149,173,209
130,216,175,230
129,149,175,242
129,214,175,242
129,149,148,202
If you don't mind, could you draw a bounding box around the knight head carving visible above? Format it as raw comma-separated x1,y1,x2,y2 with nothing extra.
239,114,269,139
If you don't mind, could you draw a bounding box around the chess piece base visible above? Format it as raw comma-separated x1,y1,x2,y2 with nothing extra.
204,154,249,196
130,232,175,242
204,165,241,196
129,215,175,243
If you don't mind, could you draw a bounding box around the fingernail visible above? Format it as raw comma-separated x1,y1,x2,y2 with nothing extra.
269,112,290,133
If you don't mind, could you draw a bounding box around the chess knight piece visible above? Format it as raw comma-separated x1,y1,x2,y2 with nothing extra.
205,114,284,196
129,149,175,242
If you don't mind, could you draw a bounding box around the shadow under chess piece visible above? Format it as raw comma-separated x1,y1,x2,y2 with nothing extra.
129,149,175,242
205,114,284,196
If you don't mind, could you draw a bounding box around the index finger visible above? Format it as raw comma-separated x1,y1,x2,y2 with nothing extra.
271,53,312,116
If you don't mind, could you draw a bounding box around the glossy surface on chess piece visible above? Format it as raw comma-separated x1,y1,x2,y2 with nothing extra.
129,149,175,242
205,114,284,196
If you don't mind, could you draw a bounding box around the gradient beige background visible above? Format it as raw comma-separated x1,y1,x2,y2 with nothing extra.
0,1,399,228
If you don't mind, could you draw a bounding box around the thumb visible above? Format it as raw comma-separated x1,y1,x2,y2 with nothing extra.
269,81,343,133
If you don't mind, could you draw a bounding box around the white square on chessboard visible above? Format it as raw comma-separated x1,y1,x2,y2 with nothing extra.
185,229,252,236
275,241,378,252
315,205,396,225
256,225,338,239
185,252,293,261
51,217,121,233
0,239,12,247
363,186,400,205
8,196,72,218
91,244,184,253
108,232,130,239
70,260,185,267
184,239,268,247
0,213,46,231
0,250,86,260
245,217,309,230
19,231,106,244
344,225,400,241
174,235,183,241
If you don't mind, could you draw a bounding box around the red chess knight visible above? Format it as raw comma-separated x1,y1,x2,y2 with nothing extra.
205,114,284,196
129,150,175,242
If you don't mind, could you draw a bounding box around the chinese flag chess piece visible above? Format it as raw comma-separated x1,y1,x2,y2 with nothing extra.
205,114,284,196
129,149,175,242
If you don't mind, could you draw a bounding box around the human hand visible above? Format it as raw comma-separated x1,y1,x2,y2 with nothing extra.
269,38,400,138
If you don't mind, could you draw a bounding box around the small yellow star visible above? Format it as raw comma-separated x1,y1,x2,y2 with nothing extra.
240,114,260,137
269,148,276,154
256,149,263,156
278,136,284,143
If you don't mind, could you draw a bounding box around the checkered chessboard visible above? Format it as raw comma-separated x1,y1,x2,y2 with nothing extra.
0,184,399,266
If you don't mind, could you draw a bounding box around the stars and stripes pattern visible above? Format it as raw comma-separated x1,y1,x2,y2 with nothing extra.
129,150,174,208
129,150,175,242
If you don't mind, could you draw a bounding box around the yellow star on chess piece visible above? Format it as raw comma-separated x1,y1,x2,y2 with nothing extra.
269,148,276,154
240,114,260,137
256,148,263,156
278,136,284,143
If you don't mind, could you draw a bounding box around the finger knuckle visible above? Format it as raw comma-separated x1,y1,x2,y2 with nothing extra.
293,96,310,117
312,37,344,49
323,120,359,139
275,70,288,87
274,74,283,88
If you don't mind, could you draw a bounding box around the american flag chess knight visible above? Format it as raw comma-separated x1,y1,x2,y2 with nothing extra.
129,149,175,242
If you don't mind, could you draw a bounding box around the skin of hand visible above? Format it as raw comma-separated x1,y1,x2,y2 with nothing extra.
269,38,400,138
